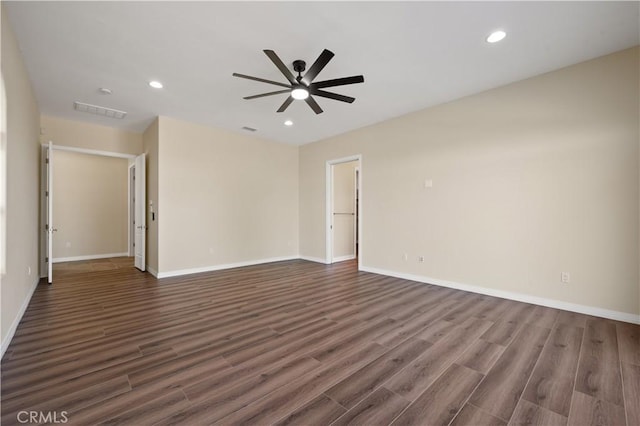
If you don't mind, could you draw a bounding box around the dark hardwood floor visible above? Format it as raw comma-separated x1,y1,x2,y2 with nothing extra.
1,258,638,425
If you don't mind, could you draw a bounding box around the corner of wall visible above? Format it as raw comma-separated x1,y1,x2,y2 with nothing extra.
142,117,159,273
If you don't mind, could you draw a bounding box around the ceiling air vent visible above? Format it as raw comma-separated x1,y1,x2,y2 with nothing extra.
73,101,127,119
242,126,257,132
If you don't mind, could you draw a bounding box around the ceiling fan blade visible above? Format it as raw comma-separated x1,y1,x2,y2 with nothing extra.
301,49,335,85
243,89,291,100
277,96,294,112
263,50,297,85
311,89,355,104
305,96,323,114
311,75,364,89
232,73,291,89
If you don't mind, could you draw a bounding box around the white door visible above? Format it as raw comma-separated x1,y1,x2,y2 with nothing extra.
134,154,146,271
331,161,358,262
46,142,54,284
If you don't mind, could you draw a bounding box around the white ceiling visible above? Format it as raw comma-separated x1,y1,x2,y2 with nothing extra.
5,1,639,145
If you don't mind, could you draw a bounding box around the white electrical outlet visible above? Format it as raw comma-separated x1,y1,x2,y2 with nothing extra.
403,253,408,261
561,272,570,283
418,256,425,262
28,266,31,276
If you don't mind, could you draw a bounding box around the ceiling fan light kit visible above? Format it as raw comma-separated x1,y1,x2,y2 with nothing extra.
291,87,309,100
233,49,364,114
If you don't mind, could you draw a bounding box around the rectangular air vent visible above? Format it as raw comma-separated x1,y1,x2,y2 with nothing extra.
73,101,127,119
241,126,257,132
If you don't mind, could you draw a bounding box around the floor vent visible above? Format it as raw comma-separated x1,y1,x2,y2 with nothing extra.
73,101,127,119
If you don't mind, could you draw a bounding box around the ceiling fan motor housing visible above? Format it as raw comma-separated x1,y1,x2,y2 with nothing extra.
293,60,306,81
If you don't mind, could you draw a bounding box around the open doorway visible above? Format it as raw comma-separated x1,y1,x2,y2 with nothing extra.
326,155,362,267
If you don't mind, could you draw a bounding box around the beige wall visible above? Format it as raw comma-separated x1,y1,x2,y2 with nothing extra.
300,47,639,316
142,118,159,273
157,116,299,274
41,115,142,155
1,7,41,349
52,150,128,260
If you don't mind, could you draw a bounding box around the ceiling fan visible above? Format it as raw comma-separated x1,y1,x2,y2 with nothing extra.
233,49,364,114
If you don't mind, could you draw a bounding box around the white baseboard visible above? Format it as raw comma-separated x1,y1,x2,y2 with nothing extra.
146,265,158,278
1,277,40,358
299,255,330,264
53,252,129,263
332,255,356,263
360,265,640,325
157,255,300,279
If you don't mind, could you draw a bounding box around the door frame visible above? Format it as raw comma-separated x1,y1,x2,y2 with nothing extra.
39,143,136,279
325,154,362,269
133,154,146,271
46,142,53,283
128,163,135,256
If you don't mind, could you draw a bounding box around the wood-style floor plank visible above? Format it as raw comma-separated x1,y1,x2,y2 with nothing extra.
273,394,346,426
163,357,322,424
385,317,493,401
0,347,177,414
100,389,191,425
69,353,232,424
456,339,505,374
621,362,640,426
525,305,560,329
331,387,409,426
373,298,457,348
555,310,589,329
1,257,636,426
451,404,507,426
390,363,483,426
0,376,131,425
480,302,536,346
616,322,640,366
567,391,626,426
575,318,624,406
212,342,390,425
469,323,550,422
509,399,567,426
412,318,457,345
324,337,432,409
521,323,583,417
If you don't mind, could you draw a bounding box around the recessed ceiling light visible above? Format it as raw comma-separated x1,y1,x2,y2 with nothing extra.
486,30,506,43
149,80,163,89
284,120,293,126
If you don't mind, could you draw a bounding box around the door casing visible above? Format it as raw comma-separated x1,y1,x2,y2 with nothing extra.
325,155,362,268
40,143,138,281
133,154,146,271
